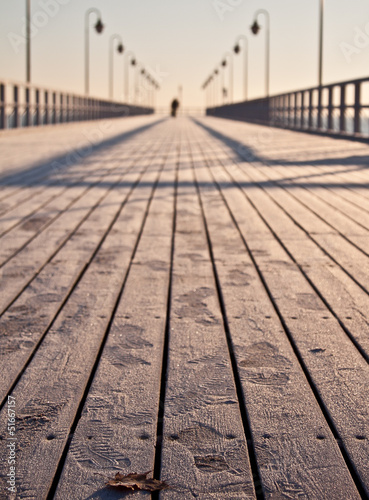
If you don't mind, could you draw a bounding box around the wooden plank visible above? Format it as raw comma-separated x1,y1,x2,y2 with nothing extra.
0,115,161,200
0,140,149,266
250,162,369,256
202,143,369,495
191,137,361,499
201,132,369,358
0,124,165,316
0,137,158,403
54,140,178,500
0,136,169,499
0,137,140,234
159,139,256,499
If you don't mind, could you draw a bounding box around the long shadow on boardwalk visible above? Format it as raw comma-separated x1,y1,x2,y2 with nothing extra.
0,118,165,188
193,118,369,190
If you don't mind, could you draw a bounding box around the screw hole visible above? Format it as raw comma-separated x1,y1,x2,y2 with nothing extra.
263,434,272,439
169,434,179,441
46,434,56,441
139,434,150,440
317,435,325,440
356,435,366,440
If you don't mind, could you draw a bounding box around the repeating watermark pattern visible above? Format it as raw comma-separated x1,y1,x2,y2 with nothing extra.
6,396,16,496
8,0,71,54
212,0,244,22
340,23,369,63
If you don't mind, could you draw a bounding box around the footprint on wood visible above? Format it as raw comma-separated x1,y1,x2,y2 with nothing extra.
239,342,292,387
194,455,230,473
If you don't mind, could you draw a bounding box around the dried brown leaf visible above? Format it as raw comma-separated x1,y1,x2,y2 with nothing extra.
106,470,170,492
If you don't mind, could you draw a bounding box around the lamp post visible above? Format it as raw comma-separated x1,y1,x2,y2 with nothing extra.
221,52,234,103
207,78,212,108
109,34,124,100
214,69,220,106
124,52,136,103
139,67,146,105
251,9,270,97
85,8,104,95
318,0,324,87
26,0,31,83
234,35,248,101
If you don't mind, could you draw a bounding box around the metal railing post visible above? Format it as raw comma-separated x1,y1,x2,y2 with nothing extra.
328,86,333,131
0,84,6,129
308,90,313,129
340,84,346,133
14,85,19,128
35,89,40,125
300,91,305,129
294,92,298,128
44,91,49,124
25,87,31,126
60,94,64,123
53,92,57,123
317,86,322,129
354,82,361,134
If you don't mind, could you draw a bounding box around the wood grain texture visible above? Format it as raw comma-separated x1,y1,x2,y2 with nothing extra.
159,141,256,499
0,129,169,499
1,116,369,498
54,139,177,500
191,138,360,499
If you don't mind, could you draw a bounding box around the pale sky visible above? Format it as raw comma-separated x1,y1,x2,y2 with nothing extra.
0,0,369,109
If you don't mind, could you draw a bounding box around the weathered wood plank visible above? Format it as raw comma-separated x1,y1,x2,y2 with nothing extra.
0,138,168,499
159,140,256,499
0,128,163,315
201,130,369,359
0,138,159,404
204,146,369,495
192,138,361,499
54,140,178,500
0,139,151,266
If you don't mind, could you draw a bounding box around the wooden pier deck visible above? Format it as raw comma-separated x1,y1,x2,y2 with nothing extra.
0,115,368,499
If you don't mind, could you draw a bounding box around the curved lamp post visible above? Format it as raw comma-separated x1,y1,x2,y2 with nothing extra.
139,66,146,105
207,77,213,108
26,0,31,83
124,51,136,103
318,0,324,87
251,9,270,97
214,68,220,106
109,34,124,100
234,35,248,101
221,52,234,104
85,8,104,95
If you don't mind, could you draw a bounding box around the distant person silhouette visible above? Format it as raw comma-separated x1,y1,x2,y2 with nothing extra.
171,98,180,117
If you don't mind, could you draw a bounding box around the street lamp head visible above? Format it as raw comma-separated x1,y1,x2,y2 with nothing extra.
141,69,146,75
131,58,136,66
234,44,240,54
117,43,124,54
94,18,104,34
214,69,218,75
222,60,227,67
251,20,261,35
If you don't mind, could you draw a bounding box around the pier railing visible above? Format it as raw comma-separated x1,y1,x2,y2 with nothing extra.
0,80,153,130
207,76,369,139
